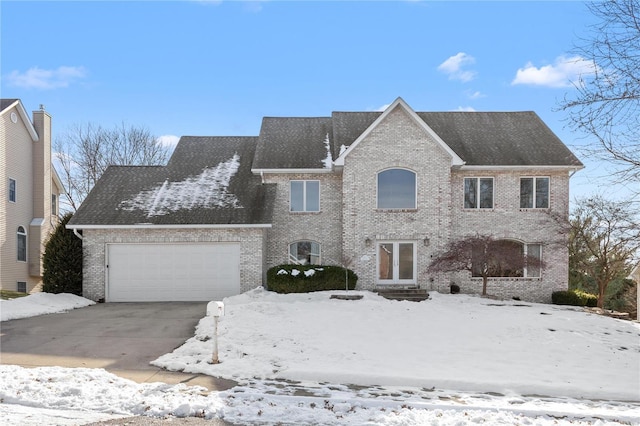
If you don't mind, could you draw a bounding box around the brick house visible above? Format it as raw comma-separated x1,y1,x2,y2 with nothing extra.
1,99,65,293
67,98,583,303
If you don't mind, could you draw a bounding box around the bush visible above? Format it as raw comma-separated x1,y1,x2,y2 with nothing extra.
552,289,597,307
267,264,357,294
42,213,83,295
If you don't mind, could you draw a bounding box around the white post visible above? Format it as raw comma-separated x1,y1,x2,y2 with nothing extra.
207,301,225,364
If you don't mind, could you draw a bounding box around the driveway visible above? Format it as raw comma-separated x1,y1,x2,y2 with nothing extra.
0,302,236,392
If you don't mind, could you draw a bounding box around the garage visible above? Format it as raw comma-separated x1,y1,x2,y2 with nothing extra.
106,243,241,302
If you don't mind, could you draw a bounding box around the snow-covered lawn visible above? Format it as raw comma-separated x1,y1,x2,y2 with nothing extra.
1,288,639,425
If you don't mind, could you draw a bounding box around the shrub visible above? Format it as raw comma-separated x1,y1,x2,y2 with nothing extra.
42,213,83,295
552,289,597,307
267,264,357,294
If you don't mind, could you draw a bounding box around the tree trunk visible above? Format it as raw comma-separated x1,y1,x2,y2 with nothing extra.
482,276,488,296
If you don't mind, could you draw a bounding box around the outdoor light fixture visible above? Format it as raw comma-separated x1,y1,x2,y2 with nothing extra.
423,236,430,246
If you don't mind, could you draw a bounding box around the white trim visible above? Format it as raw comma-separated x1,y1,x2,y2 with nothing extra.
252,168,334,174
334,97,465,167
66,223,272,230
30,218,45,226
459,165,583,171
0,100,39,141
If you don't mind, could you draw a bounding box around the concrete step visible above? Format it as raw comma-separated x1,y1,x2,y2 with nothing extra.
375,288,429,302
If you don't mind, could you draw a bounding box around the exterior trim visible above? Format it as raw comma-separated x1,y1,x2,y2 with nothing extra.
459,165,584,171
252,168,334,174
66,223,272,230
0,100,39,141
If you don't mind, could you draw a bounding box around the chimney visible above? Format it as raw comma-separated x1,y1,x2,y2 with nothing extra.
31,106,52,219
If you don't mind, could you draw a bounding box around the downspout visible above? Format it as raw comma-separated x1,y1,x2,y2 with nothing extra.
73,228,83,240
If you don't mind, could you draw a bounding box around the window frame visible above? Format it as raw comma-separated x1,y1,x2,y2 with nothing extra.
17,282,27,293
471,240,542,279
289,180,320,213
17,226,27,262
520,177,550,209
376,168,417,210
288,240,322,265
51,194,58,216
464,177,494,209
9,178,16,203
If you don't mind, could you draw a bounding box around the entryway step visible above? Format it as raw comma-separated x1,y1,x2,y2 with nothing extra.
375,288,429,302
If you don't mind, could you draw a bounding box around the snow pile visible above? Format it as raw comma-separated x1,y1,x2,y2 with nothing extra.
0,293,94,322
322,132,332,168
1,365,638,425
154,288,640,401
120,153,241,217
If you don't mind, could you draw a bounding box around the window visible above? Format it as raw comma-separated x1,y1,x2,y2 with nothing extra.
464,177,493,209
472,240,541,278
17,226,26,262
377,241,416,284
17,282,27,293
377,169,416,209
51,194,58,216
289,241,321,265
290,180,320,212
520,177,549,209
9,178,16,202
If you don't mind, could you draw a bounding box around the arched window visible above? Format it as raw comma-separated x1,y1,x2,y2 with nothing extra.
17,226,27,262
289,241,321,265
377,168,416,209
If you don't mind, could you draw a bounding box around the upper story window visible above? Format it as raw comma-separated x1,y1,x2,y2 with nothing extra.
52,194,58,216
17,226,27,262
377,168,416,209
9,178,16,202
464,177,493,209
520,177,549,209
290,180,320,212
289,241,321,265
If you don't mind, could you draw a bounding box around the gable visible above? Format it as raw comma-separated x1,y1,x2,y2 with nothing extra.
334,98,464,167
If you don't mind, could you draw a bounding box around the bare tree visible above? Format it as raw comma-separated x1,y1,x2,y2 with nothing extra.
559,0,640,188
428,235,544,297
55,122,170,211
569,196,639,308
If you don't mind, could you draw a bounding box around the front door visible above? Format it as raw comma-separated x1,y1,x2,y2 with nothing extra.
377,241,416,285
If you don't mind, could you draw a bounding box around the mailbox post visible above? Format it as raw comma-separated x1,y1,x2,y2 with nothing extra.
207,301,225,364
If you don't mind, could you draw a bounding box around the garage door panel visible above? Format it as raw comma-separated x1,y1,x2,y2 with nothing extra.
107,243,240,302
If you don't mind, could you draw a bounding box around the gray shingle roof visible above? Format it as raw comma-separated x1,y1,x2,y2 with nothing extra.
0,99,19,112
69,136,275,226
253,117,333,170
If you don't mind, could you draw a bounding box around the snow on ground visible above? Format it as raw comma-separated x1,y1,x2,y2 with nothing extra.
0,293,94,322
1,288,639,425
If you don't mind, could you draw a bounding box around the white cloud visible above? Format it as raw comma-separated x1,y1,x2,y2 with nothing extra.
437,52,477,82
466,90,485,100
512,55,595,88
6,66,87,90
156,135,180,149
376,103,391,111
454,106,476,112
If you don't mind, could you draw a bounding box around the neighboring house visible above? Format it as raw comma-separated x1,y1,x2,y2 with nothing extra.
1,99,65,293
67,98,583,303
628,263,640,316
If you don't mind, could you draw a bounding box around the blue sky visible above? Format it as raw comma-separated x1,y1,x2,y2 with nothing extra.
1,0,630,201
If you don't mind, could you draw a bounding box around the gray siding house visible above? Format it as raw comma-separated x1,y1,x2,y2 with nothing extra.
68,98,583,303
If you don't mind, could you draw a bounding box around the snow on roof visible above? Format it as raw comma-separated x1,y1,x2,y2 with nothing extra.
120,153,242,217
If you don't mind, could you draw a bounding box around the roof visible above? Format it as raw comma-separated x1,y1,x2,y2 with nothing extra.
68,136,275,227
254,100,583,170
1,98,19,112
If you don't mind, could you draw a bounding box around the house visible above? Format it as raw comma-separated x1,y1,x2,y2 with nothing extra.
67,98,583,303
1,99,65,293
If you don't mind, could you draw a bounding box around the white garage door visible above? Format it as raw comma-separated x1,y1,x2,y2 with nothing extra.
107,243,241,302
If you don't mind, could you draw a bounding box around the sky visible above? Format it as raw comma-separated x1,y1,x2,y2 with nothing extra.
1,289,639,425
1,0,634,201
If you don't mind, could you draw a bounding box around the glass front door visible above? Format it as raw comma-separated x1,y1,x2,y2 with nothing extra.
377,241,416,284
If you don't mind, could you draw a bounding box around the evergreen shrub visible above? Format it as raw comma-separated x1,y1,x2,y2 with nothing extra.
267,264,357,294
42,213,83,295
551,289,597,307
